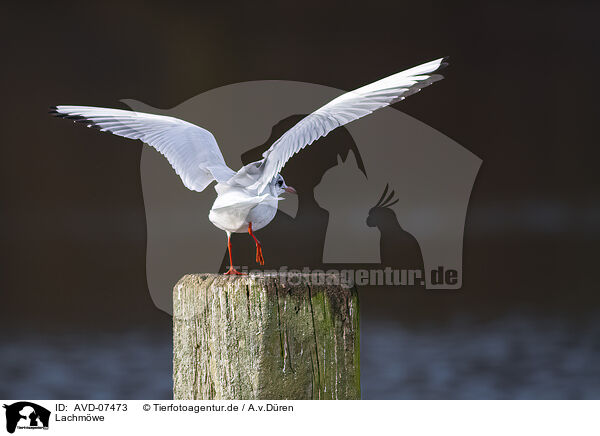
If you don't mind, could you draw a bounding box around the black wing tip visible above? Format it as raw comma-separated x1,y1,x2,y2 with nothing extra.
49,106,75,119
49,106,98,129
438,56,450,71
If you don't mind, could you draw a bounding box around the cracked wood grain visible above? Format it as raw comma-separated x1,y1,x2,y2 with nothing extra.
173,273,360,400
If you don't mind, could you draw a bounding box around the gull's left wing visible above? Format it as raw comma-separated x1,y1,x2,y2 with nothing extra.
250,57,448,192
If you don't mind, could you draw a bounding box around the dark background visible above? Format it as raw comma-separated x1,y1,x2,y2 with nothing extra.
1,1,599,398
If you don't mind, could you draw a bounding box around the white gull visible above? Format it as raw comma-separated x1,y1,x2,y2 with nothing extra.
51,57,447,274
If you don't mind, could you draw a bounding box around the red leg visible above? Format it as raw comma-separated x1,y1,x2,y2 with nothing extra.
224,232,244,275
248,222,264,265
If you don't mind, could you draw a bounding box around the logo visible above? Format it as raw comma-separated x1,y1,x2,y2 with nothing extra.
121,81,480,314
3,402,50,434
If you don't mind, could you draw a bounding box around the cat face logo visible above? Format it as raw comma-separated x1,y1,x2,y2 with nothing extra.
3,402,50,434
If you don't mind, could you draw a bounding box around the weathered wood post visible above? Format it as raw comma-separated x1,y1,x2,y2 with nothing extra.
173,273,360,399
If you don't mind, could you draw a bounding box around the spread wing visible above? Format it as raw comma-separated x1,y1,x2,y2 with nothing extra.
251,57,448,191
51,105,235,192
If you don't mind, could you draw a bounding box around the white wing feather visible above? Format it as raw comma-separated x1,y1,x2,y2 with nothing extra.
252,57,448,191
51,105,235,192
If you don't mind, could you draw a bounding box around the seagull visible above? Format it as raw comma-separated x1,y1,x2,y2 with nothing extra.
51,57,447,274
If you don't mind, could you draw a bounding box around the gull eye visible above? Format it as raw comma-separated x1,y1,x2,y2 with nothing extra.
277,180,283,187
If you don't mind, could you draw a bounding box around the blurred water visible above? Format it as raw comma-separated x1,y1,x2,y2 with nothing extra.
361,314,600,399
0,313,598,399
0,330,173,400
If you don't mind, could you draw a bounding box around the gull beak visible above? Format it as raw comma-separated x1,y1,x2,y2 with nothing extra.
284,186,297,194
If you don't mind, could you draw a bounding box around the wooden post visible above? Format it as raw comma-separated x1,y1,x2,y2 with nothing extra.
173,273,360,400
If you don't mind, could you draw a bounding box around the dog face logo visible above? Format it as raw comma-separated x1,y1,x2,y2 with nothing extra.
3,402,50,433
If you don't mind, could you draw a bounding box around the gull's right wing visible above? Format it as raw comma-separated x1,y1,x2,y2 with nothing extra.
51,105,235,192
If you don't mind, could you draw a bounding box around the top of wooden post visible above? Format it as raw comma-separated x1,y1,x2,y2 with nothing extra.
173,272,360,400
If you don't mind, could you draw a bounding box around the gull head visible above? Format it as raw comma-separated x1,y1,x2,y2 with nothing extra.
272,173,296,196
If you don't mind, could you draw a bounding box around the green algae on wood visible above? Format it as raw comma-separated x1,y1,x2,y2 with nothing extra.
173,273,360,400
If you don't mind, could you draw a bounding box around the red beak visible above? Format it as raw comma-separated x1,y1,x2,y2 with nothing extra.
284,186,297,194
